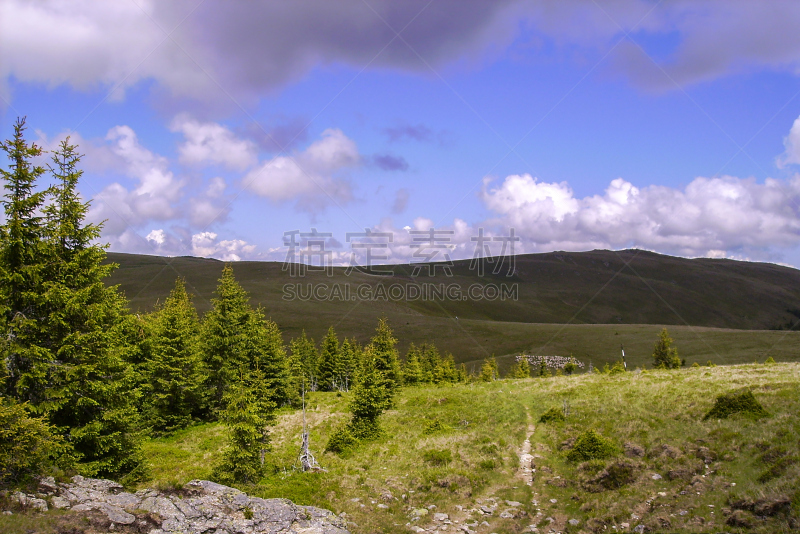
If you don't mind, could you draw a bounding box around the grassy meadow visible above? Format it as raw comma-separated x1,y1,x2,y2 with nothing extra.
135,362,800,534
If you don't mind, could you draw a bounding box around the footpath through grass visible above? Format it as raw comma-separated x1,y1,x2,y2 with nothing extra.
136,363,800,534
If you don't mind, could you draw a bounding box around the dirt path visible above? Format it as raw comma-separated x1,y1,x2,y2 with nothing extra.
518,408,536,486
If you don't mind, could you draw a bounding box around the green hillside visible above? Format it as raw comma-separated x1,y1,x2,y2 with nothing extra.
105,250,800,370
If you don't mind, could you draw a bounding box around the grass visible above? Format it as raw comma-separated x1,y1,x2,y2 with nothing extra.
128,362,800,534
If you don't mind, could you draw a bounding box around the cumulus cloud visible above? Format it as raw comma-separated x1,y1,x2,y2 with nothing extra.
171,116,258,170
242,128,359,212
87,125,184,236
480,173,800,258
191,231,256,261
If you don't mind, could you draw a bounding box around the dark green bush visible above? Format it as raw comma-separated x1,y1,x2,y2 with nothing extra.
478,459,499,470
703,390,768,420
566,430,619,462
422,448,452,466
538,407,565,424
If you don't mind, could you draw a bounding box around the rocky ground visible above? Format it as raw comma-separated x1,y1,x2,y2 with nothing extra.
3,476,350,534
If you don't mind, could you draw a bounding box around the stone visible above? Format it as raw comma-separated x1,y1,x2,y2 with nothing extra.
434,513,449,521
505,500,522,507
620,522,629,528
412,508,429,516
633,525,645,533
568,519,579,526
651,474,662,480
98,503,136,525
377,504,389,509
50,496,70,509
38,476,59,494
549,498,557,504
28,497,48,512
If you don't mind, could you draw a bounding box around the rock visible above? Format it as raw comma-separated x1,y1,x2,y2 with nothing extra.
38,476,59,494
727,509,753,528
28,497,48,512
411,527,426,533
633,525,646,533
505,500,522,507
434,513,449,521
620,522,629,528
98,503,135,525
499,510,514,519
479,505,494,515
412,508,429,517
651,474,662,480
549,498,557,504
377,504,389,509
568,518,580,526
50,496,71,509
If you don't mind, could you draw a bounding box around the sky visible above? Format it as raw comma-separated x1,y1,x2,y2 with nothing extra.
3,0,800,267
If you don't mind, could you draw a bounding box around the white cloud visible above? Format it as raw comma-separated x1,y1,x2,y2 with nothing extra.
191,231,256,261
480,173,800,258
171,116,258,170
778,115,800,168
146,229,166,245
242,128,359,211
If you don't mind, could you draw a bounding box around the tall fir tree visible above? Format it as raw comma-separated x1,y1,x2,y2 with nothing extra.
144,278,205,433
41,137,145,479
317,326,340,391
420,343,441,383
0,118,50,408
200,265,252,411
510,356,531,379
368,318,401,396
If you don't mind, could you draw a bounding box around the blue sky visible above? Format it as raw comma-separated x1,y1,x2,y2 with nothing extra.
3,0,800,266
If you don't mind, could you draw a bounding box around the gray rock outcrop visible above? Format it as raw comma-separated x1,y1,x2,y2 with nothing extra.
28,475,350,534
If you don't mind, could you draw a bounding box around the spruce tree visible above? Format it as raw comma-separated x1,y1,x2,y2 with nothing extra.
200,265,252,411
317,326,340,391
510,356,531,378
144,278,204,433
336,337,357,391
652,328,682,369
420,343,440,383
402,343,423,386
368,317,401,395
480,357,498,382
288,331,319,392
212,369,275,485
0,118,50,408
244,310,290,407
347,350,387,439
40,137,144,479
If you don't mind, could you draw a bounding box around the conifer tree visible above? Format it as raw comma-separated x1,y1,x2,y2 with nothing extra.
652,328,682,369
200,265,252,411
288,331,319,393
245,310,290,407
480,357,499,382
368,317,401,394
510,356,531,378
144,278,204,433
347,350,388,439
419,343,439,383
402,343,423,386
212,368,275,485
317,326,340,391
0,118,50,407
336,337,357,391
434,352,458,383
41,137,144,479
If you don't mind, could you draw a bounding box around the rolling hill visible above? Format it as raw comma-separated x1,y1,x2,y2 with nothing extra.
105,249,800,369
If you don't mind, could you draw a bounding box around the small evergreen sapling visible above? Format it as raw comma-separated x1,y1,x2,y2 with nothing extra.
652,328,682,369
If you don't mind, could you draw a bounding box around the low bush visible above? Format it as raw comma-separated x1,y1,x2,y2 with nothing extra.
566,430,619,462
422,419,450,435
538,407,565,424
324,424,358,454
703,390,768,420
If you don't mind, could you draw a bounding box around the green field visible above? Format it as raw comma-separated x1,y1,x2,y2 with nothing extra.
128,363,800,534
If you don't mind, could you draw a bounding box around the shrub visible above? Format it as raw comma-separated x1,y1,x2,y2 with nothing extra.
538,407,565,424
765,356,776,365
563,361,577,375
0,399,68,487
566,430,619,462
324,424,358,454
608,361,626,375
691,362,700,368
706,360,717,367
703,390,768,420
422,449,452,466
478,459,499,470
